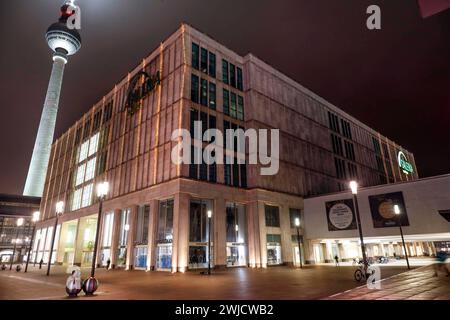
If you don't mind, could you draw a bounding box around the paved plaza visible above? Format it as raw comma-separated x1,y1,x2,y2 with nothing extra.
1,259,448,300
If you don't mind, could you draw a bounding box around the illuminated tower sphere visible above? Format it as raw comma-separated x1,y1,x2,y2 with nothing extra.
23,1,81,197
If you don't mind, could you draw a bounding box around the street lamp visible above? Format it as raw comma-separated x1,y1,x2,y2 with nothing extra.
207,209,212,275
83,181,109,295
46,201,64,276
25,211,40,272
349,181,368,267
10,218,24,270
394,204,410,270
294,217,303,268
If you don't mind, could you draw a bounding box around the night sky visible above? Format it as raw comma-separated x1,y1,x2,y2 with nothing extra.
0,0,449,195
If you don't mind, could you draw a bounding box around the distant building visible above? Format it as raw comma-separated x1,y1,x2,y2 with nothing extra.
0,194,40,263
33,24,417,272
304,174,450,263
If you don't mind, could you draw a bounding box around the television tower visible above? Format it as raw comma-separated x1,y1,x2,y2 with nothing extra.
23,1,81,196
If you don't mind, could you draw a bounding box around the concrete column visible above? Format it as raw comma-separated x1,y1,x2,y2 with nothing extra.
214,197,227,268
146,200,159,271
178,193,190,272
172,193,190,273
246,201,256,268
110,209,121,269
24,56,67,197
73,218,88,266
303,240,315,264
258,201,267,268
126,205,138,270
279,205,292,266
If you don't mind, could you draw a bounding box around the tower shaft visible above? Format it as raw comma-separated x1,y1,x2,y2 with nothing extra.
23,55,67,197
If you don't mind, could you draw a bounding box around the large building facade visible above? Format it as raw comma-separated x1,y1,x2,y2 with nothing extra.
33,24,418,272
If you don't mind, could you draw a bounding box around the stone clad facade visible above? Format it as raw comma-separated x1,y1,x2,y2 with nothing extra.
33,24,417,272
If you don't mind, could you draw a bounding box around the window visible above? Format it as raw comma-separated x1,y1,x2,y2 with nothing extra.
103,101,113,124
289,208,301,228
240,164,247,188
97,151,107,175
226,203,246,243
334,157,346,179
200,78,208,106
192,42,199,70
119,209,130,247
189,146,198,179
237,95,244,120
93,110,102,132
191,74,199,103
208,52,216,77
79,140,89,162
189,199,212,243
222,59,229,84
102,213,114,247
230,93,237,118
348,163,358,179
229,63,236,88
135,205,150,245
88,132,99,157
157,200,174,243
344,141,355,161
200,48,208,73
75,163,86,186
237,67,243,91
265,205,280,227
81,183,93,208
331,134,343,156
341,119,352,139
75,127,82,145
199,151,208,181
328,111,340,133
208,82,216,109
85,158,96,181
224,156,232,186
71,188,82,211
223,89,230,115
200,112,208,136
190,108,199,137
376,155,384,172
372,137,381,154
233,159,239,187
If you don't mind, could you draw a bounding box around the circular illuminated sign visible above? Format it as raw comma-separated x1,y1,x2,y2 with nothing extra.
329,203,354,230
378,201,396,219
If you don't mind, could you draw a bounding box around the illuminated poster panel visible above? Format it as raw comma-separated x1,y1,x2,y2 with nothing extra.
369,191,410,228
325,199,357,231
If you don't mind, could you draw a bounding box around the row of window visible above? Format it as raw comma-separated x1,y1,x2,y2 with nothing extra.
265,205,302,228
223,89,244,120
328,111,353,140
191,74,216,109
334,157,358,180
222,59,243,91
192,43,216,78
74,100,113,146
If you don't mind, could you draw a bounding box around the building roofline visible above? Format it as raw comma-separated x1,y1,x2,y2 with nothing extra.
304,173,450,200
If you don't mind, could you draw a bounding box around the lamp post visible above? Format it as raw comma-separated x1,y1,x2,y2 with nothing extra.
207,209,212,275
46,201,64,276
82,182,109,295
10,218,24,270
25,211,40,272
394,204,410,270
350,181,368,267
294,217,303,268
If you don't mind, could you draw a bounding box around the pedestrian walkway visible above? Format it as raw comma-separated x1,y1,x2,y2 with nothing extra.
327,263,450,300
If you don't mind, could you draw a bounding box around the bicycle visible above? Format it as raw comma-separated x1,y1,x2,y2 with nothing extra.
354,260,372,282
